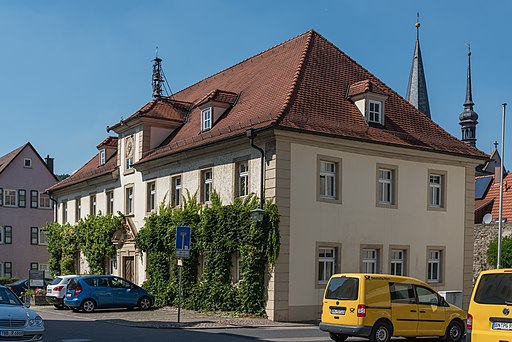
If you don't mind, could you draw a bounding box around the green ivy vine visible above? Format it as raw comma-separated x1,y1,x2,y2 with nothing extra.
135,192,280,315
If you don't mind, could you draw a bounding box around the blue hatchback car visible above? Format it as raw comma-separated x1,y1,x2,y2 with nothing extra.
64,275,153,313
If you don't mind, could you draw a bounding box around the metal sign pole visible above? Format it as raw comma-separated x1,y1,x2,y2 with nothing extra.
178,259,182,323
498,103,507,269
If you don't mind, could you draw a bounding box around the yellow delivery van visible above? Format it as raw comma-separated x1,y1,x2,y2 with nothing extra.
319,273,465,342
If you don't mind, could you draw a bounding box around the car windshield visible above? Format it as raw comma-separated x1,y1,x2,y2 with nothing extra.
0,288,22,305
474,273,512,304
325,277,359,300
51,277,63,285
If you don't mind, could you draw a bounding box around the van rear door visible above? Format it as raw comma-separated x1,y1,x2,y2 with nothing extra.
322,276,360,326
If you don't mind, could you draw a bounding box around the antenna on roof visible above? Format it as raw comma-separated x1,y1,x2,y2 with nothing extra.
152,47,173,99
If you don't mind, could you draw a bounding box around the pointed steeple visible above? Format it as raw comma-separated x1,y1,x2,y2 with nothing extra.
406,15,431,118
459,44,478,147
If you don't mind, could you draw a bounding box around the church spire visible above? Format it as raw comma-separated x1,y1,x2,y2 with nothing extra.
406,14,431,119
459,44,478,147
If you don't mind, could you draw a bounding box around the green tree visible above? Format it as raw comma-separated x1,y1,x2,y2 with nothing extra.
488,236,512,268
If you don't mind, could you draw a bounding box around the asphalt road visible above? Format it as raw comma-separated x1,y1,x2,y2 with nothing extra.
36,307,444,342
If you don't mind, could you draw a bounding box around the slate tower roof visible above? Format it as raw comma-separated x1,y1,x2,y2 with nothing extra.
459,46,479,147
406,21,431,119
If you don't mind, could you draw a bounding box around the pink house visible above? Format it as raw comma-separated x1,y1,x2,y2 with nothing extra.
0,143,57,279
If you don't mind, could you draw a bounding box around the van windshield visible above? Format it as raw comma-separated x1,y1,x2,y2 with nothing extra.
325,277,359,300
474,273,512,304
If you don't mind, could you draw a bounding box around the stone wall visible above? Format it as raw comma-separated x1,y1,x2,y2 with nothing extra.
474,223,512,279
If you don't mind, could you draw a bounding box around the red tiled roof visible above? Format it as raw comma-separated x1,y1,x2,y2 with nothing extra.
48,144,118,191
0,144,26,175
196,89,239,107
141,30,487,163
96,136,118,149
475,172,512,221
347,79,387,97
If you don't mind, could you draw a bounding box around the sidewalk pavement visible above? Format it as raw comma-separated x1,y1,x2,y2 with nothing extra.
35,305,315,329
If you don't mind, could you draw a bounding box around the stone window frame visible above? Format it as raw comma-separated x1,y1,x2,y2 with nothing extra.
233,155,251,199
427,169,447,211
360,244,383,274
171,175,182,207
389,244,409,276
426,246,446,286
315,241,342,289
75,196,81,222
146,180,156,213
124,184,135,216
316,155,342,204
376,163,398,209
105,189,114,215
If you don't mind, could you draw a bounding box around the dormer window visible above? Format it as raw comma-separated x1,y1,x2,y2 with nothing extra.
368,100,383,124
201,107,212,131
99,149,106,166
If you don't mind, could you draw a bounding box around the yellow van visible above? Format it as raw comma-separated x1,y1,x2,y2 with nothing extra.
467,268,512,341
319,273,465,342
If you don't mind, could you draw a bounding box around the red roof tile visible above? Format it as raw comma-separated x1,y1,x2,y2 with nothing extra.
475,172,512,221
96,136,118,149
0,144,26,175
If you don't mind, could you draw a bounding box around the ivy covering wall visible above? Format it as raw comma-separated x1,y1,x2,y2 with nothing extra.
45,214,123,276
135,192,280,315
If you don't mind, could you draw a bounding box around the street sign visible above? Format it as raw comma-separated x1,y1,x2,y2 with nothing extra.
177,259,183,267
175,226,191,258
29,270,45,287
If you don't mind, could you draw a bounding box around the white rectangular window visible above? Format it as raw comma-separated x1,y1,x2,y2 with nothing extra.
24,158,32,168
202,170,213,203
90,195,97,216
75,197,81,221
319,161,336,199
125,187,134,215
38,264,49,272
99,150,106,166
0,226,12,245
3,262,12,278
30,190,38,208
39,193,51,209
4,189,17,207
201,108,212,131
378,169,393,204
429,174,442,207
390,249,405,276
106,190,114,215
147,182,156,212
62,201,68,223
362,248,378,274
427,250,441,283
368,100,382,124
18,190,26,207
172,176,182,207
318,247,336,284
126,157,134,170
237,161,249,197
38,228,48,245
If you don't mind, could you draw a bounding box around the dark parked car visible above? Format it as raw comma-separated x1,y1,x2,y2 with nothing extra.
6,278,53,298
0,285,44,340
64,275,153,313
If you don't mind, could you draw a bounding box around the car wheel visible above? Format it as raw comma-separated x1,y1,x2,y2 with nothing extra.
369,320,392,342
81,299,96,313
329,332,348,342
137,296,152,310
443,320,464,342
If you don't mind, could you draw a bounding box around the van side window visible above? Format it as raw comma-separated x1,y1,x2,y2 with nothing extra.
389,283,416,304
416,286,440,306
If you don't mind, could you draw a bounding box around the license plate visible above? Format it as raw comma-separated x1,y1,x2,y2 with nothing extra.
330,308,346,315
47,289,52,293
1,331,24,337
492,321,512,330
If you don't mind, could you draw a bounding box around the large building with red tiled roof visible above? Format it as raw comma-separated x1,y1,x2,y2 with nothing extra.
0,143,57,278
48,30,488,320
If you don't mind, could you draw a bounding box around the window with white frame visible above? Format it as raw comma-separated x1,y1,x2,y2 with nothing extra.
30,263,38,271
90,194,97,216
30,190,38,208
362,248,378,274
0,226,12,244
38,228,47,245
24,158,32,168
4,189,17,207
126,157,133,170
99,149,106,166
319,161,336,199
18,189,26,207
146,182,156,212
201,108,212,131
3,262,12,278
237,161,249,197
429,174,444,208
202,169,213,203
378,168,394,205
427,249,442,283
125,186,134,215
390,249,405,276
106,190,114,215
39,193,51,209
75,197,81,221
368,100,382,124
31,227,45,245
172,176,182,207
62,201,68,223
318,247,336,285
38,264,49,272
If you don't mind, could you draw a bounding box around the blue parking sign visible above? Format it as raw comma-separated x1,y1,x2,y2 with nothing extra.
176,226,191,258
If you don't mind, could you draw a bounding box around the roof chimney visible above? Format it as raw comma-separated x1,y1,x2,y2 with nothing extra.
45,155,54,174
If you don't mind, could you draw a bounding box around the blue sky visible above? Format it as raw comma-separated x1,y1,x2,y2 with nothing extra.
1,1,510,174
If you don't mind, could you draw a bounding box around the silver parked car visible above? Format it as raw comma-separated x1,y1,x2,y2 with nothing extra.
0,285,44,341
